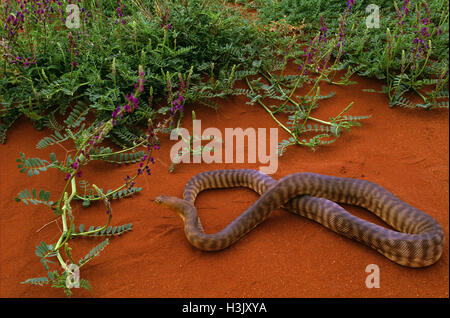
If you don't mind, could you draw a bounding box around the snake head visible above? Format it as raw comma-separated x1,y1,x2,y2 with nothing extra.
154,195,174,209
153,195,167,206
154,195,191,221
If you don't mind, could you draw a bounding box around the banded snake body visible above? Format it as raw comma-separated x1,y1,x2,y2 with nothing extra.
155,169,445,268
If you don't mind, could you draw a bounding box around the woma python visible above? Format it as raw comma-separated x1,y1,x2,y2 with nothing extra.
155,169,445,268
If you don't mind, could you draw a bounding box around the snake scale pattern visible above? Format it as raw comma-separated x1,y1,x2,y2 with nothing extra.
155,169,445,267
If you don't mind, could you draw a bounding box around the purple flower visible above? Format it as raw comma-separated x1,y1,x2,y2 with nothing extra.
346,0,355,9
319,16,328,43
112,106,121,118
126,93,139,109
124,175,133,188
148,95,153,108
71,160,79,170
116,0,126,25
133,70,146,93
123,104,132,113
161,8,171,30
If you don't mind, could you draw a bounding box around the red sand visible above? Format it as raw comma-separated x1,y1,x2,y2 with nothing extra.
0,69,448,298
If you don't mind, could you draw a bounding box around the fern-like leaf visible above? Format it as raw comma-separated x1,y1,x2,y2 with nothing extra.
21,276,50,286
232,88,253,96
77,238,110,267
93,150,146,165
34,241,57,271
277,137,297,156
298,123,336,135
16,152,58,176
36,130,71,149
390,95,416,108
430,100,449,109
64,101,89,128
77,187,142,206
107,187,143,200
42,113,65,131
78,223,133,238
301,133,336,148
15,188,54,207
336,114,372,122
0,108,21,144
110,125,142,147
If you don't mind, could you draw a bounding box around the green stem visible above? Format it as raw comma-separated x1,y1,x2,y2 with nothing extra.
334,102,354,120
263,73,334,127
74,153,152,202
413,41,432,82
89,139,147,159
245,77,307,146
412,86,427,102
297,92,316,135
71,213,112,237
56,127,101,212
56,251,68,270
54,178,77,251
71,184,113,236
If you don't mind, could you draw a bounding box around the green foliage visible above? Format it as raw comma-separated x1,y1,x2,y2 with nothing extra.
92,147,147,165
78,186,143,207
36,130,72,149
75,224,133,237
15,188,55,208
244,0,449,109
427,90,449,109
0,108,21,144
78,239,110,266
15,65,151,297
16,152,58,176
64,101,90,128
277,134,336,156
0,0,279,146
245,0,391,29
21,276,50,287
245,72,370,154
338,1,448,107
34,241,57,271
51,271,92,298
108,188,143,200
110,126,144,148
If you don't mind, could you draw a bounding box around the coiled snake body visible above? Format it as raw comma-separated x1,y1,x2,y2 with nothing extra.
155,169,445,267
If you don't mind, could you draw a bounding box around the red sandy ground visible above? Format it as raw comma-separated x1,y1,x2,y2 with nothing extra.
0,67,448,298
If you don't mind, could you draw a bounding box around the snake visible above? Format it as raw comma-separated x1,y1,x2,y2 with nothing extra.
154,169,445,268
